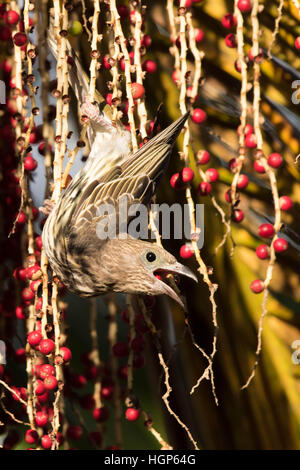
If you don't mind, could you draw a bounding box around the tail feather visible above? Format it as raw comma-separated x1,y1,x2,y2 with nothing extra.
47,20,112,147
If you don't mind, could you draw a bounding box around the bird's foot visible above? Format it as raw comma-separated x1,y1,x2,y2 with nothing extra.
39,199,55,216
81,96,114,131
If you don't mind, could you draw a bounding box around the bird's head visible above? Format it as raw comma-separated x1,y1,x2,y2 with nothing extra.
101,237,197,308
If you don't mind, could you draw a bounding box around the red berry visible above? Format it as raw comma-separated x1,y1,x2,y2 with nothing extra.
35,236,43,250
172,69,181,83
267,152,283,168
194,28,204,42
35,379,46,396
112,341,129,357
37,391,49,404
180,244,194,259
90,431,102,447
85,364,100,380
254,160,266,173
295,36,300,50
28,330,42,347
1,58,13,73
35,410,49,427
15,348,26,363
30,279,42,292
256,244,269,259
4,10,20,25
197,181,211,196
237,123,253,136
245,133,257,148
196,150,210,165
170,172,185,190
0,25,12,41
248,47,264,62
142,60,157,73
25,429,39,445
16,305,26,320
225,189,239,203
27,264,41,280
228,158,239,173
93,406,109,422
22,287,35,303
221,14,237,29
101,384,114,400
117,5,129,18
17,211,27,225
235,60,242,73
39,339,55,355
273,238,288,253
29,126,43,144
41,435,52,449
181,167,194,183
125,408,140,421
225,33,237,48
279,196,293,211
105,93,112,105
35,297,43,312
11,387,23,402
232,209,244,223
131,82,145,99
192,108,206,124
186,86,199,101
60,346,72,362
130,336,145,353
67,425,83,441
142,34,152,48
205,168,219,183
238,0,252,12
13,32,28,47
129,10,137,24
250,280,264,293
259,223,274,238
102,54,112,70
24,155,38,171
70,373,86,389
237,174,249,189
44,375,58,390
39,363,55,379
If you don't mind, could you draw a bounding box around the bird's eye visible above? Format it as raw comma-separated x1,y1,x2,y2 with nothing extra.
146,251,156,262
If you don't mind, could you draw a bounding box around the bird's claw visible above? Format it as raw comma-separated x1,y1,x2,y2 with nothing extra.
81,96,113,130
39,199,55,216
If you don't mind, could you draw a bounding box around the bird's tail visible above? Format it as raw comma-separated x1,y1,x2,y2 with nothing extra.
47,19,113,147
120,112,190,183
47,21,90,105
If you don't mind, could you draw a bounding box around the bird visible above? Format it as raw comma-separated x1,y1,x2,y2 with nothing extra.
42,30,197,309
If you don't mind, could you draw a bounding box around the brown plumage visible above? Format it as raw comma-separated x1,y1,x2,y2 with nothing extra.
42,31,197,308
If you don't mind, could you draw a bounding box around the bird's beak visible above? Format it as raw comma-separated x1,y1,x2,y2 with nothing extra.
154,262,198,309
162,261,198,283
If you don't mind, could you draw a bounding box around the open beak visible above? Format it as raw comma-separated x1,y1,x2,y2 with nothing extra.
154,262,198,309
162,262,198,283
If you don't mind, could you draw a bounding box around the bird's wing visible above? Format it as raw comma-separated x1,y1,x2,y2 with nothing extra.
66,172,153,254
68,111,190,238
